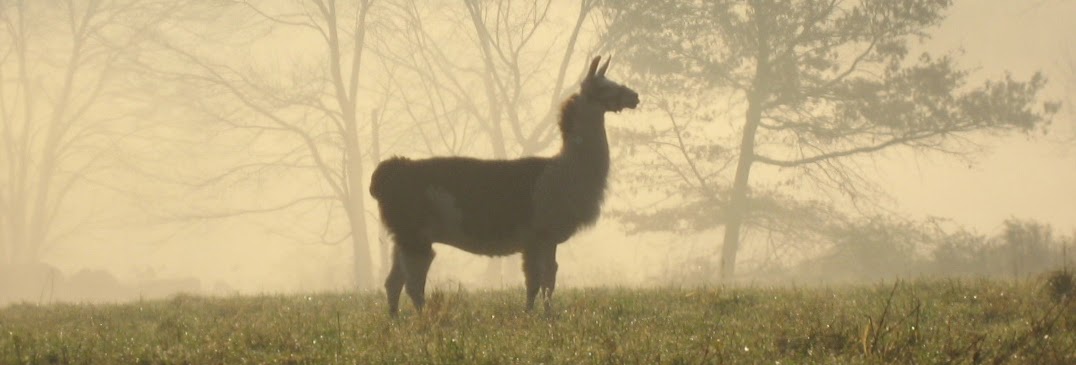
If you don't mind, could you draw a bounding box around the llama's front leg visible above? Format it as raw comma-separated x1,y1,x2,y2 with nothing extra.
384,247,406,317
523,248,542,311
402,246,435,312
523,244,557,312
542,245,559,312
541,245,559,313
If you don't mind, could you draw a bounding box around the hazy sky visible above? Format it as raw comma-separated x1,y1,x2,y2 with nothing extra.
881,0,1076,234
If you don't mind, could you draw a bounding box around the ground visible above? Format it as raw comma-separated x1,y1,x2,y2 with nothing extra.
1,279,1073,364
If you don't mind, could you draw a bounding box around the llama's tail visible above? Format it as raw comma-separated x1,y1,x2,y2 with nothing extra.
369,156,410,200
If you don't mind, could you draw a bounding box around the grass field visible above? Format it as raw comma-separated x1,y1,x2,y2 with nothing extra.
1,278,1073,364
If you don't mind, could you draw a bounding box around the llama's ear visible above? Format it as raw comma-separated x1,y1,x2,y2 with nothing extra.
586,56,602,79
596,56,611,77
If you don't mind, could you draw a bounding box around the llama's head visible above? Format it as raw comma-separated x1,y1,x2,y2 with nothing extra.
580,56,639,113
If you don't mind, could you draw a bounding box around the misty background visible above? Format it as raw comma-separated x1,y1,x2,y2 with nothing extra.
1,0,1074,305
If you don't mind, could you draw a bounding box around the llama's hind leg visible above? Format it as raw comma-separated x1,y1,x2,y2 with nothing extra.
402,245,435,312
384,247,406,317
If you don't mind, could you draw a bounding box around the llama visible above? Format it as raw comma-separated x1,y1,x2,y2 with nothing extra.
370,56,639,316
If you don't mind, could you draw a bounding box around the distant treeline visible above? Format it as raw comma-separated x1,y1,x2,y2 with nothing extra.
795,217,1074,282
656,217,1074,285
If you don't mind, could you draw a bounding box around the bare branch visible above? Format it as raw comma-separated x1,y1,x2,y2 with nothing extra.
152,40,347,198
176,195,337,221
753,130,942,168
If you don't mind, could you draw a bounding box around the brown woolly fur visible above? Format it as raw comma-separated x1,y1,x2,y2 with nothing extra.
558,93,582,140
371,55,639,316
370,156,549,255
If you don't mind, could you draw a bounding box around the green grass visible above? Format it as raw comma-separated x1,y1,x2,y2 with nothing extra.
1,279,1073,364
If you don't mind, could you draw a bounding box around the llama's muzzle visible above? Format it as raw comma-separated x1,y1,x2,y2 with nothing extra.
626,92,640,109
615,91,640,112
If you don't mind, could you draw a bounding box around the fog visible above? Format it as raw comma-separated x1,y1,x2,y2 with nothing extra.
2,0,1075,305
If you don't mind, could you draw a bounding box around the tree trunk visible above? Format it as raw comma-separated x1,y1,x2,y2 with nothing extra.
346,206,374,289
7,3,32,266
323,0,375,289
721,9,771,280
719,95,762,280
344,120,375,289
465,0,514,284
369,109,391,281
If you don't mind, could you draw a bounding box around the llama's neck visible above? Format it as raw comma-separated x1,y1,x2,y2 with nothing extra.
528,94,611,238
557,94,610,176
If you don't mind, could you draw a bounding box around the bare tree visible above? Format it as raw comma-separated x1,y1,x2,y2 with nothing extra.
605,0,1059,278
0,0,182,266
142,0,380,289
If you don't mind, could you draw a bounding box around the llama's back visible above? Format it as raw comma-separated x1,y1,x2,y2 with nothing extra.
370,156,550,253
